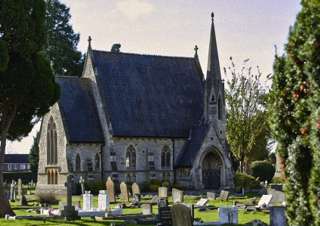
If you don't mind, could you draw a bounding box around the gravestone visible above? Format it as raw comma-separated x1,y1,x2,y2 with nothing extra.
19,194,27,206
172,188,184,204
195,198,208,208
61,175,79,220
17,178,22,200
158,187,168,199
257,194,273,208
219,190,229,201
270,206,287,226
219,207,238,224
171,203,193,226
141,203,153,215
268,189,285,206
106,177,116,203
158,204,172,226
207,192,216,200
120,182,129,203
9,180,16,202
149,195,159,204
98,190,110,211
82,191,93,211
79,176,85,195
132,182,140,195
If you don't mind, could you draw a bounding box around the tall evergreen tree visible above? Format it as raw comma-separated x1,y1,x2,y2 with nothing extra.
269,0,320,225
0,0,59,216
29,131,40,181
46,0,83,76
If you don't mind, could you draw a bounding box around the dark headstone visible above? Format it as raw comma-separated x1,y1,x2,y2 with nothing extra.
171,203,193,226
158,206,172,226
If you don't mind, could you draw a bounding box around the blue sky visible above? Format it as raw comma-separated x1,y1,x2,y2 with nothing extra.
7,0,301,154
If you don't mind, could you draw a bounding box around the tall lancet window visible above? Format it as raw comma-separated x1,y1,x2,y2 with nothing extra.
161,146,171,169
126,145,136,169
218,97,222,120
75,154,81,172
47,117,57,165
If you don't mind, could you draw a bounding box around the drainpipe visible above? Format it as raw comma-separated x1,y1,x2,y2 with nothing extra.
171,138,175,184
100,144,104,181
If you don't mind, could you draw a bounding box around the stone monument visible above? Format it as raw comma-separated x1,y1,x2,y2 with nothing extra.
98,190,110,211
120,182,129,203
171,203,193,226
61,175,79,220
106,177,116,203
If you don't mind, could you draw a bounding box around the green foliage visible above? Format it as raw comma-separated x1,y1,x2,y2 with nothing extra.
268,1,320,225
29,131,40,181
250,160,275,182
146,179,162,192
225,57,269,172
271,177,285,184
234,172,260,190
83,181,105,195
46,0,83,76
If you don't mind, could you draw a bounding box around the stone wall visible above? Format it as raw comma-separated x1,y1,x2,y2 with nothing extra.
36,103,69,195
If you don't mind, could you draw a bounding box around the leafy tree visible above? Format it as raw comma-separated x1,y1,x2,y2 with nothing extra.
46,0,83,76
29,131,40,181
0,0,59,216
268,1,320,225
225,57,269,173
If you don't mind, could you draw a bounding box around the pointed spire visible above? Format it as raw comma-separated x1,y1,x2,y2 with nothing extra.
88,36,92,50
207,11,221,80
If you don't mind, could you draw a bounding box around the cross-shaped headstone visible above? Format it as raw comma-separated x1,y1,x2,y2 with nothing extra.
10,180,17,202
79,176,85,195
65,175,73,208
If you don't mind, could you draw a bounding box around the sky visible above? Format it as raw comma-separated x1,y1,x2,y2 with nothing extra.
6,0,301,154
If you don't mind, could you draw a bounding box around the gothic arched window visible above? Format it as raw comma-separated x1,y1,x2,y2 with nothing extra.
87,159,93,172
95,153,100,170
126,146,136,169
47,117,57,165
75,154,81,172
161,146,171,169
218,97,222,120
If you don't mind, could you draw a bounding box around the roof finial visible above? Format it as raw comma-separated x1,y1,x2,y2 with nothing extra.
194,45,199,57
88,36,92,49
211,12,214,22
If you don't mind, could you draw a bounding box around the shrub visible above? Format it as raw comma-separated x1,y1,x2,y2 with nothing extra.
271,176,286,184
83,181,105,195
161,180,170,188
36,192,58,205
234,172,260,190
251,160,275,182
148,179,162,192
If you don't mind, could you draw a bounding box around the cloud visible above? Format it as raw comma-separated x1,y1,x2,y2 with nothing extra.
115,0,155,20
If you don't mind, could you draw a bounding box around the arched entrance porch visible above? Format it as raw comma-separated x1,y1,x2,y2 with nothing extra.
201,150,223,189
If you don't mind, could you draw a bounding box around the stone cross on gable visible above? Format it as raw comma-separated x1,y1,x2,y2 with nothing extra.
79,176,85,195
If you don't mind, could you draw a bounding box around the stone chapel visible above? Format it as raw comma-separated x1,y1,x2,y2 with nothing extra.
36,14,234,194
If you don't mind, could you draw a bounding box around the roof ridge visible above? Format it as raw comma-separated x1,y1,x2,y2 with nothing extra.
92,49,195,60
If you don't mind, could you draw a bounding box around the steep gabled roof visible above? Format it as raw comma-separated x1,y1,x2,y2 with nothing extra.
56,76,104,143
90,50,204,138
175,123,209,167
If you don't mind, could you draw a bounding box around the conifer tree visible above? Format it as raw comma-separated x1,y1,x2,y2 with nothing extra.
269,0,320,225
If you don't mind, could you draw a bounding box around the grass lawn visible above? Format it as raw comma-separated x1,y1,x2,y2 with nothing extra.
0,193,269,226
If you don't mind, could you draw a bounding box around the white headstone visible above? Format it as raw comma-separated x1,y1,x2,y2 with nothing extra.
257,194,273,208
98,190,110,211
82,191,93,211
219,207,238,224
195,198,208,208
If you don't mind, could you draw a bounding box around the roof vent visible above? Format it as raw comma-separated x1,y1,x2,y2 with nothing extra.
111,43,121,53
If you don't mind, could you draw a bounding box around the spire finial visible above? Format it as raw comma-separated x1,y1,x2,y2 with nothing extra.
88,36,92,48
211,12,214,22
194,45,199,57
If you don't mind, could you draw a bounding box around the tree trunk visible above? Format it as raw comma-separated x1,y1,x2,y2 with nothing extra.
0,135,15,217
0,108,17,217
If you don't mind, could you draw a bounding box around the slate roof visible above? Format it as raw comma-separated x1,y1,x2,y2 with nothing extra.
90,50,204,138
175,123,209,167
4,154,29,163
56,77,104,143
